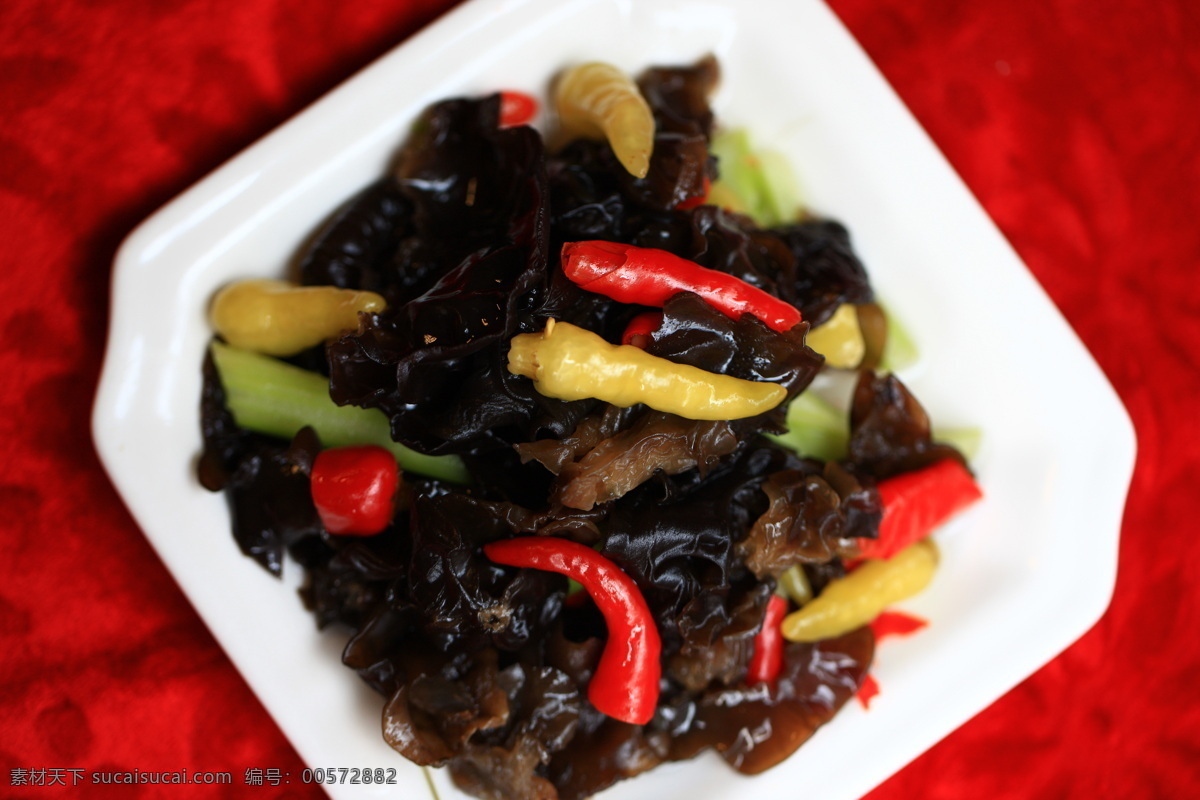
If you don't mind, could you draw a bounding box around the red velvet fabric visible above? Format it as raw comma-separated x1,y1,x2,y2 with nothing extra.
2,1,1197,798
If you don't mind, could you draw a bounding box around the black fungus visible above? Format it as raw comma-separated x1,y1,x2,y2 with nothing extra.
772,219,874,326
848,370,968,479
224,427,325,576
296,176,412,300
405,491,563,653
600,443,792,654
648,291,824,434
738,462,881,578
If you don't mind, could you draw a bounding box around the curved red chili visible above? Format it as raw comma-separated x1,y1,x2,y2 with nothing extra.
620,310,663,348
482,536,661,725
858,458,982,560
746,594,788,687
561,240,802,332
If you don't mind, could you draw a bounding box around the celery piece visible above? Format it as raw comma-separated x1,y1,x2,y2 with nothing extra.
710,129,752,177
209,341,471,484
710,128,756,216
766,390,849,462
768,389,980,465
704,180,747,216
879,302,919,372
711,128,779,223
933,426,983,462
755,148,803,226
710,128,804,226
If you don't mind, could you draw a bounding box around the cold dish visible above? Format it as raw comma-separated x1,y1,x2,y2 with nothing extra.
197,57,980,800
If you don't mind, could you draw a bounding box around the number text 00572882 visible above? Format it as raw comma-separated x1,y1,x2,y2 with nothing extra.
301,767,399,785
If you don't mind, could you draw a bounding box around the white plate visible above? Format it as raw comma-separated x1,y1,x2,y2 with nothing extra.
92,0,1136,798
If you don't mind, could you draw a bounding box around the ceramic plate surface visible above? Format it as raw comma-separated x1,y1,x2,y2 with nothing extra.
92,0,1136,798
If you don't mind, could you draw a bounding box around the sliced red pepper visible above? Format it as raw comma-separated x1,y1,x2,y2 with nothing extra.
620,311,663,348
858,458,983,560
855,611,928,710
870,610,928,641
746,594,789,687
675,175,711,210
310,445,400,536
482,536,661,725
561,240,802,332
855,672,881,709
498,91,539,127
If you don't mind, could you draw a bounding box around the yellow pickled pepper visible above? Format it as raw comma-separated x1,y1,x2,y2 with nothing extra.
781,539,939,642
210,278,385,357
507,319,785,421
555,62,655,179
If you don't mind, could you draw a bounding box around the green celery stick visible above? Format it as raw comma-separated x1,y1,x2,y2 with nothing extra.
766,391,849,461
755,148,803,226
878,302,919,372
709,128,756,216
768,389,980,465
710,129,804,226
210,341,471,484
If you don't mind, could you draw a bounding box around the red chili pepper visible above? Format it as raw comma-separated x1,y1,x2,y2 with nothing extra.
675,175,711,210
857,459,983,560
870,610,928,641
855,672,880,709
855,611,928,710
620,311,663,348
746,594,789,687
483,537,661,725
499,91,539,127
310,445,400,536
561,240,802,332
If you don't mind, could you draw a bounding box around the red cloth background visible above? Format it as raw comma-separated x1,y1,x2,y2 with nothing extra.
2,0,1197,797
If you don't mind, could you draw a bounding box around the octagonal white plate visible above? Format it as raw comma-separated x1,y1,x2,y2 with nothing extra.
92,0,1136,798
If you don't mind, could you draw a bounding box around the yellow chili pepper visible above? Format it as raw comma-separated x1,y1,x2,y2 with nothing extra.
806,303,865,369
781,539,939,643
506,319,785,421
778,564,814,607
209,278,385,357
554,62,655,179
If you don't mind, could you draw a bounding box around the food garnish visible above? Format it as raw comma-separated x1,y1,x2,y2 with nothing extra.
806,302,866,369
859,458,983,560
561,240,803,332
499,90,539,128
782,540,940,643
209,278,385,357
619,310,663,347
208,341,469,484
554,62,655,178
483,537,661,725
506,319,787,420
310,445,401,536
746,594,789,688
